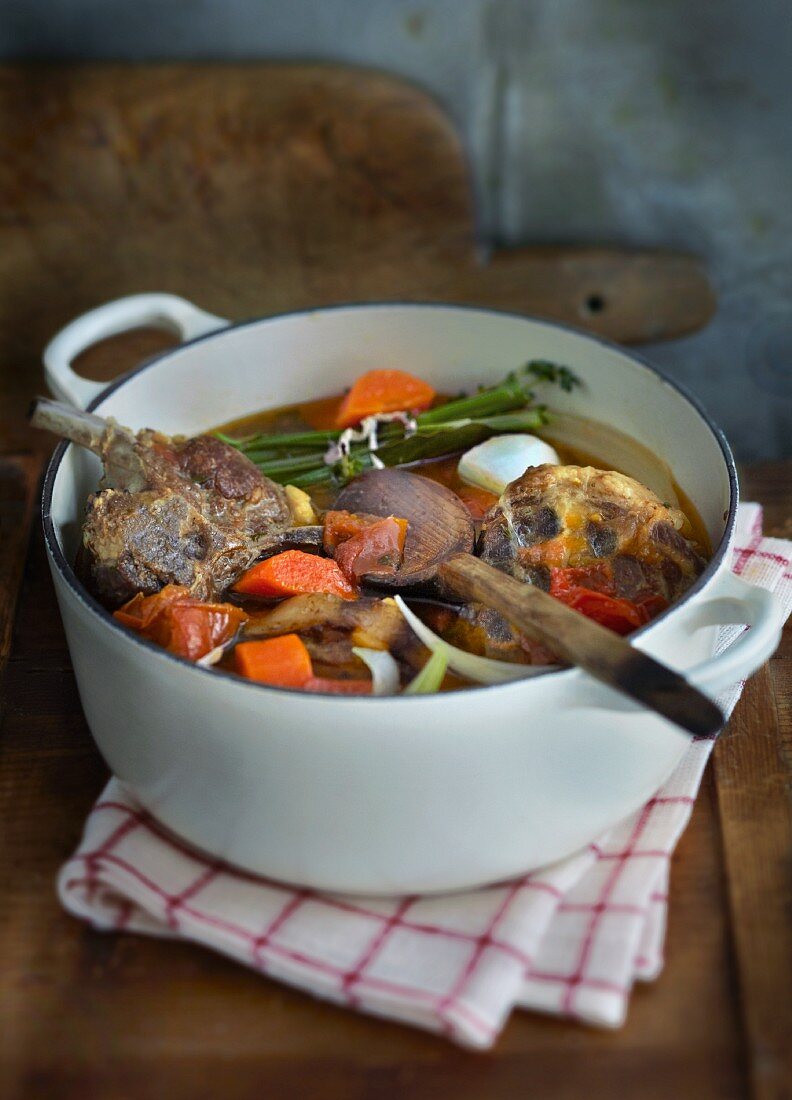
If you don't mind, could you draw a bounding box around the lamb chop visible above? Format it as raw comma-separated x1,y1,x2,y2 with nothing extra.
33,399,292,606
478,464,706,601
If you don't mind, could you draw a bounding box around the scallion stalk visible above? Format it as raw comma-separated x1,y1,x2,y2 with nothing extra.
403,649,449,695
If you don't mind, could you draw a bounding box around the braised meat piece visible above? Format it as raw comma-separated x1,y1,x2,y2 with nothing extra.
451,604,558,666
478,464,705,603
33,399,292,606
467,464,706,659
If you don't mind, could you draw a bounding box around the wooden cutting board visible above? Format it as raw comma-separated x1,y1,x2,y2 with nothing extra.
0,63,713,453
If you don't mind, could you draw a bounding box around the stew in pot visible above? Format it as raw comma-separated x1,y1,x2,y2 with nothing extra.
32,361,709,695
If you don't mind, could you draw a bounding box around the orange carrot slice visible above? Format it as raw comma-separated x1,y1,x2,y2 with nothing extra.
233,551,357,601
335,369,436,429
234,634,314,687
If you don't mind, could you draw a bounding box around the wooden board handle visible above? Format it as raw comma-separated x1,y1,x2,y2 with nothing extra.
439,553,724,737
441,247,715,344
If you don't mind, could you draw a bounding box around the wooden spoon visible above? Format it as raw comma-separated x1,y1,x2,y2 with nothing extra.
334,468,723,738
257,470,476,573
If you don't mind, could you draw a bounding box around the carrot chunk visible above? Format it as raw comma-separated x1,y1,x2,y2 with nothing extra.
335,369,436,429
233,550,358,600
234,634,314,687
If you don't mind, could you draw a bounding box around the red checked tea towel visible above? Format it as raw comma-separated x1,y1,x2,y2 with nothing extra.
58,504,792,1048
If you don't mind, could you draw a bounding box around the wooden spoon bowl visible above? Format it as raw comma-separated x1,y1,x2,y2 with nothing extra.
335,467,475,587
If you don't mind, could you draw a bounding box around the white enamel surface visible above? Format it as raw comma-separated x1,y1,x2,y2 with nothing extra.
46,304,752,893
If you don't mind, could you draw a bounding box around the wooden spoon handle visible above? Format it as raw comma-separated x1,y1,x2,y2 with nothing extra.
439,553,723,737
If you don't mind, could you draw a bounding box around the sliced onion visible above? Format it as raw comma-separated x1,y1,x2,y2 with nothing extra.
197,626,246,668
352,646,401,695
394,597,557,685
197,644,225,668
539,413,680,507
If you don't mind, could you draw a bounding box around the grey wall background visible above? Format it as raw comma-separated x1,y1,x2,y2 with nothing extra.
3,0,790,460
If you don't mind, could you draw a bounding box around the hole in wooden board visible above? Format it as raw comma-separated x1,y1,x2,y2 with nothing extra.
582,293,606,316
72,327,180,384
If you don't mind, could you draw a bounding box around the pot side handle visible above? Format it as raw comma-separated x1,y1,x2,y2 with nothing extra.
683,571,785,696
43,293,229,409
579,571,784,724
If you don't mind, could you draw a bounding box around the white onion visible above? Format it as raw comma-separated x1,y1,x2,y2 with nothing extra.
394,597,557,685
458,434,560,495
352,646,401,695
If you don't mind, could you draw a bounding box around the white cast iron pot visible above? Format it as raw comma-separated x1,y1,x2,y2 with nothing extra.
41,297,784,894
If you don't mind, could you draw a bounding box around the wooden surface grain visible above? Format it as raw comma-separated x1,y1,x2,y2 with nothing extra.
0,63,715,455
713,464,792,1100
0,62,789,1100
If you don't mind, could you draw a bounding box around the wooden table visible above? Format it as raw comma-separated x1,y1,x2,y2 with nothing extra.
1,64,790,1100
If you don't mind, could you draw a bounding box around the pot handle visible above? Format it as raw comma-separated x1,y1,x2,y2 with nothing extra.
683,571,785,696
43,293,229,409
579,571,784,722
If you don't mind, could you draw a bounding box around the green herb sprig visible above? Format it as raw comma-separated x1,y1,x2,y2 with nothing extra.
217,361,579,489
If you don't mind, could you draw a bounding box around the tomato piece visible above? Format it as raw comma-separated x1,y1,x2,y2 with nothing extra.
114,585,247,661
323,510,379,551
324,510,408,581
164,604,242,661
549,565,616,598
456,485,499,521
549,567,669,631
635,593,670,620
551,585,648,635
333,516,408,581
113,584,189,631
335,369,436,429
233,550,358,600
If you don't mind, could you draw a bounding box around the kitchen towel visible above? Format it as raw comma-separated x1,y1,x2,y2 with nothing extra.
58,503,791,1048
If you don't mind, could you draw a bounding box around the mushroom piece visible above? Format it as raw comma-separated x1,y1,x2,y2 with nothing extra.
242,593,422,675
